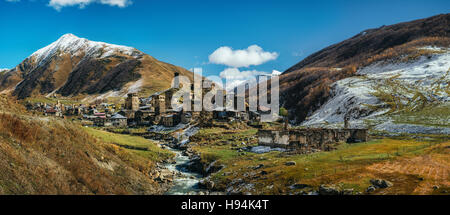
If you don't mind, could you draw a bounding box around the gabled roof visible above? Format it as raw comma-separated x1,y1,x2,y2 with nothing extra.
111,114,127,119
45,108,57,113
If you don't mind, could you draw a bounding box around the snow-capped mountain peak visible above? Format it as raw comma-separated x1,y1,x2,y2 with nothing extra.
30,33,142,66
0,68,9,73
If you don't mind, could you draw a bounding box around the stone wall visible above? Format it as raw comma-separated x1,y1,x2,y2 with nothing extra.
258,128,369,152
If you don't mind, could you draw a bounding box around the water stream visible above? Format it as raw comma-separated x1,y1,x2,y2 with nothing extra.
164,147,206,195
146,125,206,194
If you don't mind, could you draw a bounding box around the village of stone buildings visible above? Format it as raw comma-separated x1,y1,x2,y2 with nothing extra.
25,73,261,128
24,72,369,153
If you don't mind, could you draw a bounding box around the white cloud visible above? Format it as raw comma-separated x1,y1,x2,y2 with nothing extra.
225,79,247,91
48,0,131,10
220,68,272,90
209,45,278,68
219,68,267,80
271,70,282,76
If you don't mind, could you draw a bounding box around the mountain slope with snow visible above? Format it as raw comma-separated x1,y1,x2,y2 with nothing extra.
302,47,450,134
30,33,142,67
0,34,193,100
279,14,449,124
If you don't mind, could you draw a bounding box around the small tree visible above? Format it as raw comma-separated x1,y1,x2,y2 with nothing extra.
280,107,289,130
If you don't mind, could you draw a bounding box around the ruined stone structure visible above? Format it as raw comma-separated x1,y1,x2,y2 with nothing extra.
161,114,181,127
125,93,140,111
258,128,369,152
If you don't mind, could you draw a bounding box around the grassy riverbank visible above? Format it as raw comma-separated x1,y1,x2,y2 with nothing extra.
84,127,174,163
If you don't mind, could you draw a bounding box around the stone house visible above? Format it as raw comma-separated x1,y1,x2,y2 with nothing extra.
111,113,127,127
93,117,106,127
93,113,107,127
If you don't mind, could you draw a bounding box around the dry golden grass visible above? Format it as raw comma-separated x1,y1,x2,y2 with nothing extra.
367,144,449,195
0,96,169,195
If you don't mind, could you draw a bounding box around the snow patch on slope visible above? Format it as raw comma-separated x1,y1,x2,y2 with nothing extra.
127,79,144,94
302,48,450,132
88,90,122,102
81,77,146,102
302,76,384,127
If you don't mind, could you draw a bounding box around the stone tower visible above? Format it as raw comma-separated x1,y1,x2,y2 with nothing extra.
155,94,166,115
125,93,140,111
173,72,180,89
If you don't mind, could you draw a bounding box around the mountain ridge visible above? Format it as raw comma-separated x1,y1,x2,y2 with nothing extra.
0,34,193,101
284,13,449,73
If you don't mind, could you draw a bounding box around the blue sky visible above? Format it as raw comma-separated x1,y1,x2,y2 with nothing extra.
1,0,449,80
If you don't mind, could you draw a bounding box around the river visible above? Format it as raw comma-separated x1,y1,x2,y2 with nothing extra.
147,125,207,195
164,147,206,195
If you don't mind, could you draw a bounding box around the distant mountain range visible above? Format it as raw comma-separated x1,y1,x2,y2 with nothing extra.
279,13,449,126
0,34,193,101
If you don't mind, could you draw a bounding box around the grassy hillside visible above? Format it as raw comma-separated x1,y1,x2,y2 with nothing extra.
83,127,174,163
388,103,450,128
0,95,172,195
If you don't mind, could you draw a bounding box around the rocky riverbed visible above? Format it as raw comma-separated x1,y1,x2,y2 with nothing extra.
164,146,207,195
146,126,221,195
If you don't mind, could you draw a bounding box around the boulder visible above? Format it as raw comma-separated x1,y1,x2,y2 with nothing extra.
319,185,340,195
291,184,311,189
207,180,215,190
366,186,376,193
251,164,265,170
370,179,393,188
198,179,215,190
184,157,204,174
205,161,221,174
342,189,354,195
222,172,232,176
285,161,297,166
